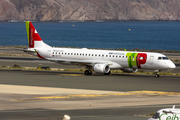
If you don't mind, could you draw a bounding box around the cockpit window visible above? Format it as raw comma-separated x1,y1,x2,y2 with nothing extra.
152,112,160,119
158,57,169,60
163,57,169,60
158,57,162,60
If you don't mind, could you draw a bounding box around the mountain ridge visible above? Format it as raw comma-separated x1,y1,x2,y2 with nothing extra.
0,0,180,21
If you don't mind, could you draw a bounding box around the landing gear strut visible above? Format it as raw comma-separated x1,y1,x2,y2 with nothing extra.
84,70,92,75
155,70,160,78
155,73,160,78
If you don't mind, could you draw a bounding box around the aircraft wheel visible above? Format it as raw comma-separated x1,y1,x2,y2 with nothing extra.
84,70,92,75
155,74,160,78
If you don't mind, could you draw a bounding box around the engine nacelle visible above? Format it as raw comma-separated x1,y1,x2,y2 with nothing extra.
121,68,138,73
93,64,110,73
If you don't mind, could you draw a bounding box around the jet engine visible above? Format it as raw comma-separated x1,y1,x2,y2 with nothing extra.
121,68,138,73
93,64,110,73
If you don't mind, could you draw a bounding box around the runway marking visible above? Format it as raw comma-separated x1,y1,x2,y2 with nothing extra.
34,90,180,99
129,91,180,96
13,90,180,102
59,74,84,76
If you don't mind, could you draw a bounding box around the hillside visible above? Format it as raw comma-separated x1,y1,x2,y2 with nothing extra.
0,0,180,21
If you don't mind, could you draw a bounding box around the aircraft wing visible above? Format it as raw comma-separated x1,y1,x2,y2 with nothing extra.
46,58,108,66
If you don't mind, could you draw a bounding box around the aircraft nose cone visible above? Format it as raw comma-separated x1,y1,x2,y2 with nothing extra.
168,62,176,69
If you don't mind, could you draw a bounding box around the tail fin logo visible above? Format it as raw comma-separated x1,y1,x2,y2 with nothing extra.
26,21,42,48
30,27,34,47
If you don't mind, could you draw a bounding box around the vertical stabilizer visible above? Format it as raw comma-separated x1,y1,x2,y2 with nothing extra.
25,21,51,49
173,105,175,109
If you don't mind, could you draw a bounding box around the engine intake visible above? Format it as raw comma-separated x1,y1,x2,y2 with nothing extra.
93,64,110,73
121,68,138,73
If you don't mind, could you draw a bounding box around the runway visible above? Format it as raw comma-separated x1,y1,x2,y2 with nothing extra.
0,69,180,92
0,69,180,120
0,55,180,120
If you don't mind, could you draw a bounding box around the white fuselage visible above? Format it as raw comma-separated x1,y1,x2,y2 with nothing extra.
37,47,176,71
148,106,180,120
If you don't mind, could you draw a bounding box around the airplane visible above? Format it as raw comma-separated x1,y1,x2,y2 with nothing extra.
148,105,180,120
24,21,176,77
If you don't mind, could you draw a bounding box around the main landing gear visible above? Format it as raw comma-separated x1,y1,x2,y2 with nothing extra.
84,70,111,75
84,70,92,75
155,70,160,78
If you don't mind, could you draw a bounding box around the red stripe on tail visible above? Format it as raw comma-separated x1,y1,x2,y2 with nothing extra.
37,51,45,59
29,22,42,48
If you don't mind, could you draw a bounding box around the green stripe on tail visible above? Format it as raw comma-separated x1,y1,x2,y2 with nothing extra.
25,21,30,44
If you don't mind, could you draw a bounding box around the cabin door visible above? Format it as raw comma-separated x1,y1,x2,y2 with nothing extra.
150,56,154,65
48,50,51,58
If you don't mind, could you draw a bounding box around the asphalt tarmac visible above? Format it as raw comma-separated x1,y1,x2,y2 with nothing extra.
1,104,180,120
0,55,180,120
0,69,180,92
0,69,180,120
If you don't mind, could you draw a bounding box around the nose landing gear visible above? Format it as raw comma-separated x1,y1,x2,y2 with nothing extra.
155,73,160,78
155,70,160,78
